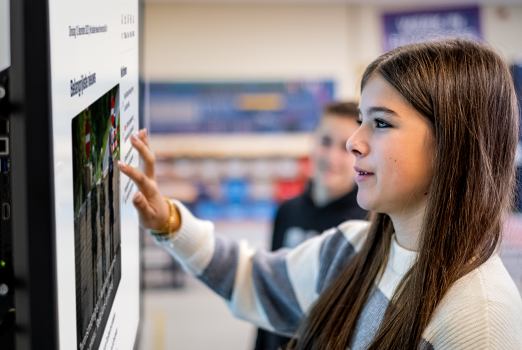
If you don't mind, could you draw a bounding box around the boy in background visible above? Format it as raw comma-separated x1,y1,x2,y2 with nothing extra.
254,102,367,350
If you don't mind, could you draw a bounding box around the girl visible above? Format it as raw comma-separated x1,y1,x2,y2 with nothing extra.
119,39,522,349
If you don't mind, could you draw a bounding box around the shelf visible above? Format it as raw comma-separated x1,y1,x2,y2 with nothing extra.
149,133,313,158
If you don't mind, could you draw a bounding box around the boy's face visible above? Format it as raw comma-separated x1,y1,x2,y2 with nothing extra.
311,114,359,195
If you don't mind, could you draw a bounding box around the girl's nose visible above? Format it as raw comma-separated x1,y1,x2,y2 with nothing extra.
346,130,367,157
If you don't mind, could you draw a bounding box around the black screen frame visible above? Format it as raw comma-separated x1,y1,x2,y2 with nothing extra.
10,0,58,348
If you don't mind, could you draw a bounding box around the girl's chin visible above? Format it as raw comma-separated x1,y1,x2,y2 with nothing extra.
355,193,377,212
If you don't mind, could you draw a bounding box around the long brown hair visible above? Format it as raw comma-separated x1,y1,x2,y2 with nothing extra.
287,39,519,350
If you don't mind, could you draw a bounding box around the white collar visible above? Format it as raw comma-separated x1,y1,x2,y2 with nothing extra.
389,233,418,277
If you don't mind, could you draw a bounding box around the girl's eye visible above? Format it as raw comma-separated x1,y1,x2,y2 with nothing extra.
375,119,391,128
356,120,362,126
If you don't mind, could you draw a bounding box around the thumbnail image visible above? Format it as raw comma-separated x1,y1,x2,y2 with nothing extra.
71,85,122,350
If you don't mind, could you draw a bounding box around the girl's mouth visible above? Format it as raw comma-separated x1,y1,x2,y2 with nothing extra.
354,166,374,175
354,166,374,181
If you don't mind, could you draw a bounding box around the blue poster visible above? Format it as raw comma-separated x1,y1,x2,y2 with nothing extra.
147,81,334,134
382,7,482,52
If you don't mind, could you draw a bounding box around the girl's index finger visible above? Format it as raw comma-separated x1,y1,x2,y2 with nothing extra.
138,128,150,148
117,160,149,193
130,132,156,179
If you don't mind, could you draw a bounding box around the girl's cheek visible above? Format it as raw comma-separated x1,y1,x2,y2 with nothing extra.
388,162,412,184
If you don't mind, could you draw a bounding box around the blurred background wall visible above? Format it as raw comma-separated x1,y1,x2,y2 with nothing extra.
143,3,522,100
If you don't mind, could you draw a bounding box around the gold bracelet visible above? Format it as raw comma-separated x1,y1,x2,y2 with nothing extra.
150,199,176,236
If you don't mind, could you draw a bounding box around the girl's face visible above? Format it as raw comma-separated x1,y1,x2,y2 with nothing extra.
347,75,435,217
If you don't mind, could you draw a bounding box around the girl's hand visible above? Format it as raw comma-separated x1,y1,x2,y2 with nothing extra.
117,129,179,231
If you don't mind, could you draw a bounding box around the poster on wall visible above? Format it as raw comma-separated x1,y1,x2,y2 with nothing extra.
71,86,122,350
382,6,482,52
147,81,334,134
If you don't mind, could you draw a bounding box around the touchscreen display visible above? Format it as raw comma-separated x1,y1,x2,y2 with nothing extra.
48,1,140,349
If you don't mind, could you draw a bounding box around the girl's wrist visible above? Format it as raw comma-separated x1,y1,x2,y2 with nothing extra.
150,199,181,236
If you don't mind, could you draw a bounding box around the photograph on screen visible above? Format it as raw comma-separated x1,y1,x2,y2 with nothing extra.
71,85,122,350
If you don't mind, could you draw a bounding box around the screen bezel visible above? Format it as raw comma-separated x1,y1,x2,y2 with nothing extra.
10,0,58,347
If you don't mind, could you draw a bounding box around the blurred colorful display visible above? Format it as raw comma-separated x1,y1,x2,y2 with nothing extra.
156,156,311,222
148,81,334,133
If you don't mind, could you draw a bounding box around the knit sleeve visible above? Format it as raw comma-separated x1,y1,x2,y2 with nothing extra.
153,200,369,336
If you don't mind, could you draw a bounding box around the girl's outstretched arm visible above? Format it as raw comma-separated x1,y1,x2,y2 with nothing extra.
118,129,368,335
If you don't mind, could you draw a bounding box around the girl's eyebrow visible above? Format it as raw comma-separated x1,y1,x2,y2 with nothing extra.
357,106,400,118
